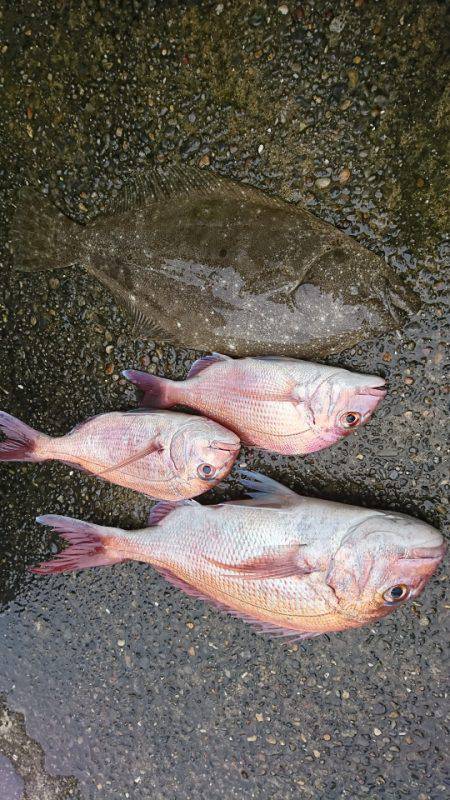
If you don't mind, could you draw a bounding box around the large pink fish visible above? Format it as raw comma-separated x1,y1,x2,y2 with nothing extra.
123,354,386,455
32,472,445,640
0,409,240,500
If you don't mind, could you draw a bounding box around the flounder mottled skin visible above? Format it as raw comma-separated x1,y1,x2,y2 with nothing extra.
11,167,419,358
32,471,445,640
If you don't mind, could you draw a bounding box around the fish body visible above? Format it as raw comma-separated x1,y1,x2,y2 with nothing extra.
0,409,240,500
33,472,445,639
124,354,386,454
11,168,419,358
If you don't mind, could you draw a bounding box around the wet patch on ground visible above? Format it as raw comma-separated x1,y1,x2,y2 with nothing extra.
0,697,79,799
0,1,448,798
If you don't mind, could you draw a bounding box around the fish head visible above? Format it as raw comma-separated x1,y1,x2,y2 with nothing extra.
169,418,240,493
304,368,386,450
326,511,446,625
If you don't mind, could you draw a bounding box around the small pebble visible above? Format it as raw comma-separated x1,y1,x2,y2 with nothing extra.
117,639,125,647
329,17,346,34
315,177,330,189
278,4,289,15
339,167,351,183
347,69,359,89
198,154,210,168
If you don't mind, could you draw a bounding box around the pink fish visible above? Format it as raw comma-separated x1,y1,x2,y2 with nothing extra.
123,354,386,455
0,409,240,500
32,471,445,640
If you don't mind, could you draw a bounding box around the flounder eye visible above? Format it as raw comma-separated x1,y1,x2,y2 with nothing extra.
340,411,361,429
383,584,409,604
197,463,216,480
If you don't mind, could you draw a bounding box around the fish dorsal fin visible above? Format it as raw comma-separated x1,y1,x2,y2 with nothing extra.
205,543,312,581
155,567,321,642
187,352,231,379
235,469,302,509
103,165,288,216
147,499,197,526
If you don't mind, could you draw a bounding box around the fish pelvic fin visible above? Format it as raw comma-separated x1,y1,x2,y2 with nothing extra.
32,515,126,574
10,189,81,273
122,369,181,408
0,411,48,462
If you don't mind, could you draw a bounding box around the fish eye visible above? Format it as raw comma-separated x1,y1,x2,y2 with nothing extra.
197,463,216,480
382,584,409,604
340,411,361,429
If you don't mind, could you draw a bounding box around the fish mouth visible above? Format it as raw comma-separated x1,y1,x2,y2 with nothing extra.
209,440,241,453
357,378,387,399
406,541,447,562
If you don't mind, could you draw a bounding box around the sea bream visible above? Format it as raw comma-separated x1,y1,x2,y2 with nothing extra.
10,167,420,358
0,409,240,500
32,472,445,640
124,353,386,455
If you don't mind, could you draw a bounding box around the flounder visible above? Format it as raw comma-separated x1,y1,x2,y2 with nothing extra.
11,167,419,357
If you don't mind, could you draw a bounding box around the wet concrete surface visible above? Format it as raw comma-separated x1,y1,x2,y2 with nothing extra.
0,1,448,798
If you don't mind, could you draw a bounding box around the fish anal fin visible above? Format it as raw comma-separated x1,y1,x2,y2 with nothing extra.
86,260,176,343
187,352,231,379
155,567,320,641
205,544,313,581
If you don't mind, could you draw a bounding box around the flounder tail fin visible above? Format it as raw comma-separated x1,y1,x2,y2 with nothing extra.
122,369,181,408
32,515,126,574
10,189,81,272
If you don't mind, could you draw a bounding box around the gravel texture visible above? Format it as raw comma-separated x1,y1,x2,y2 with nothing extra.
0,1,448,798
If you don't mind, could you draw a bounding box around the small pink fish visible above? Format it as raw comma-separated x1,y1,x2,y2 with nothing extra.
32,471,445,640
0,409,240,500
123,354,386,455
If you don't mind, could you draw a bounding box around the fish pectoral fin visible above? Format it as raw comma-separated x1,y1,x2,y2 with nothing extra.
236,469,302,508
147,498,198,526
205,544,312,581
96,440,164,477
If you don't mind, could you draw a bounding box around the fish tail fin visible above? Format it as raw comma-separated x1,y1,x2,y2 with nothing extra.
122,370,182,408
0,411,48,462
10,189,81,272
31,515,126,574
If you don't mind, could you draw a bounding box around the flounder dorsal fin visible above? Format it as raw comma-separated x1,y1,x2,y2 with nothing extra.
103,165,287,215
